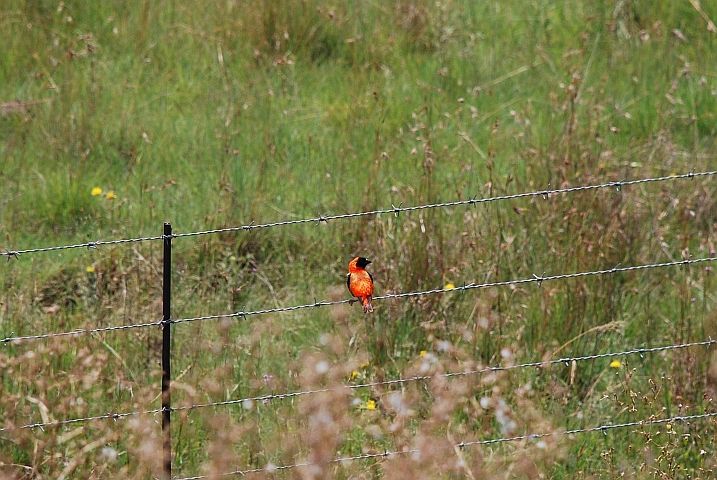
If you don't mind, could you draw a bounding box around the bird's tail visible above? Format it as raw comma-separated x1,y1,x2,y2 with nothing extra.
362,295,373,313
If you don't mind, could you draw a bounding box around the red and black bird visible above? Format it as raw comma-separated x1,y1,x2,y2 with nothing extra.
347,257,374,313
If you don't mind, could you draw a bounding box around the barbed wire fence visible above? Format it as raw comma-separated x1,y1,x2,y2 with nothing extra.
2,170,716,479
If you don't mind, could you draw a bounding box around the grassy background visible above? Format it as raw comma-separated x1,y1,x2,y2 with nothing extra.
2,0,717,478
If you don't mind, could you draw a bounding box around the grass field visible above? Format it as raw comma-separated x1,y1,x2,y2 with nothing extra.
2,0,717,478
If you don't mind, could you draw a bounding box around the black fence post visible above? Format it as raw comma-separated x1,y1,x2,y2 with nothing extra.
162,222,172,480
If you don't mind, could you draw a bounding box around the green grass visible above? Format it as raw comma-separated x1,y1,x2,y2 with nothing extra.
2,0,717,478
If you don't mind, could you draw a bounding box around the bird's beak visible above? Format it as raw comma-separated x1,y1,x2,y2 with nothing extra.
366,259,372,264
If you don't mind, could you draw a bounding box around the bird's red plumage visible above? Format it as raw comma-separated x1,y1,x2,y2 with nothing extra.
347,257,374,313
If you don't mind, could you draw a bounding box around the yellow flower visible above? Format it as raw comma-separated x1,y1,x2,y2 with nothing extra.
365,399,376,410
610,360,621,368
359,361,370,368
444,283,455,290
91,187,103,196
86,266,95,273
419,350,427,356
106,191,117,199
350,371,359,380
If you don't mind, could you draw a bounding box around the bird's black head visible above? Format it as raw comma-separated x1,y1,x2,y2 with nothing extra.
356,257,372,268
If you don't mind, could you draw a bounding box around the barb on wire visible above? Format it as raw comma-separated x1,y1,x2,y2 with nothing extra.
5,250,20,261
541,182,551,200
4,170,714,259
173,411,717,480
3,256,715,345
315,213,329,226
1,332,15,344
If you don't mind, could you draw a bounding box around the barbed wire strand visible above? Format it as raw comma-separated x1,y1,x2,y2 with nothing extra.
170,255,717,325
0,408,163,433
173,411,717,480
1,235,164,258
3,256,714,344
2,170,714,259
6,338,713,432
170,170,715,239
1,320,162,344
168,338,716,413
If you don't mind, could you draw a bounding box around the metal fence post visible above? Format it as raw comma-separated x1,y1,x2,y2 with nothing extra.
162,222,172,480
